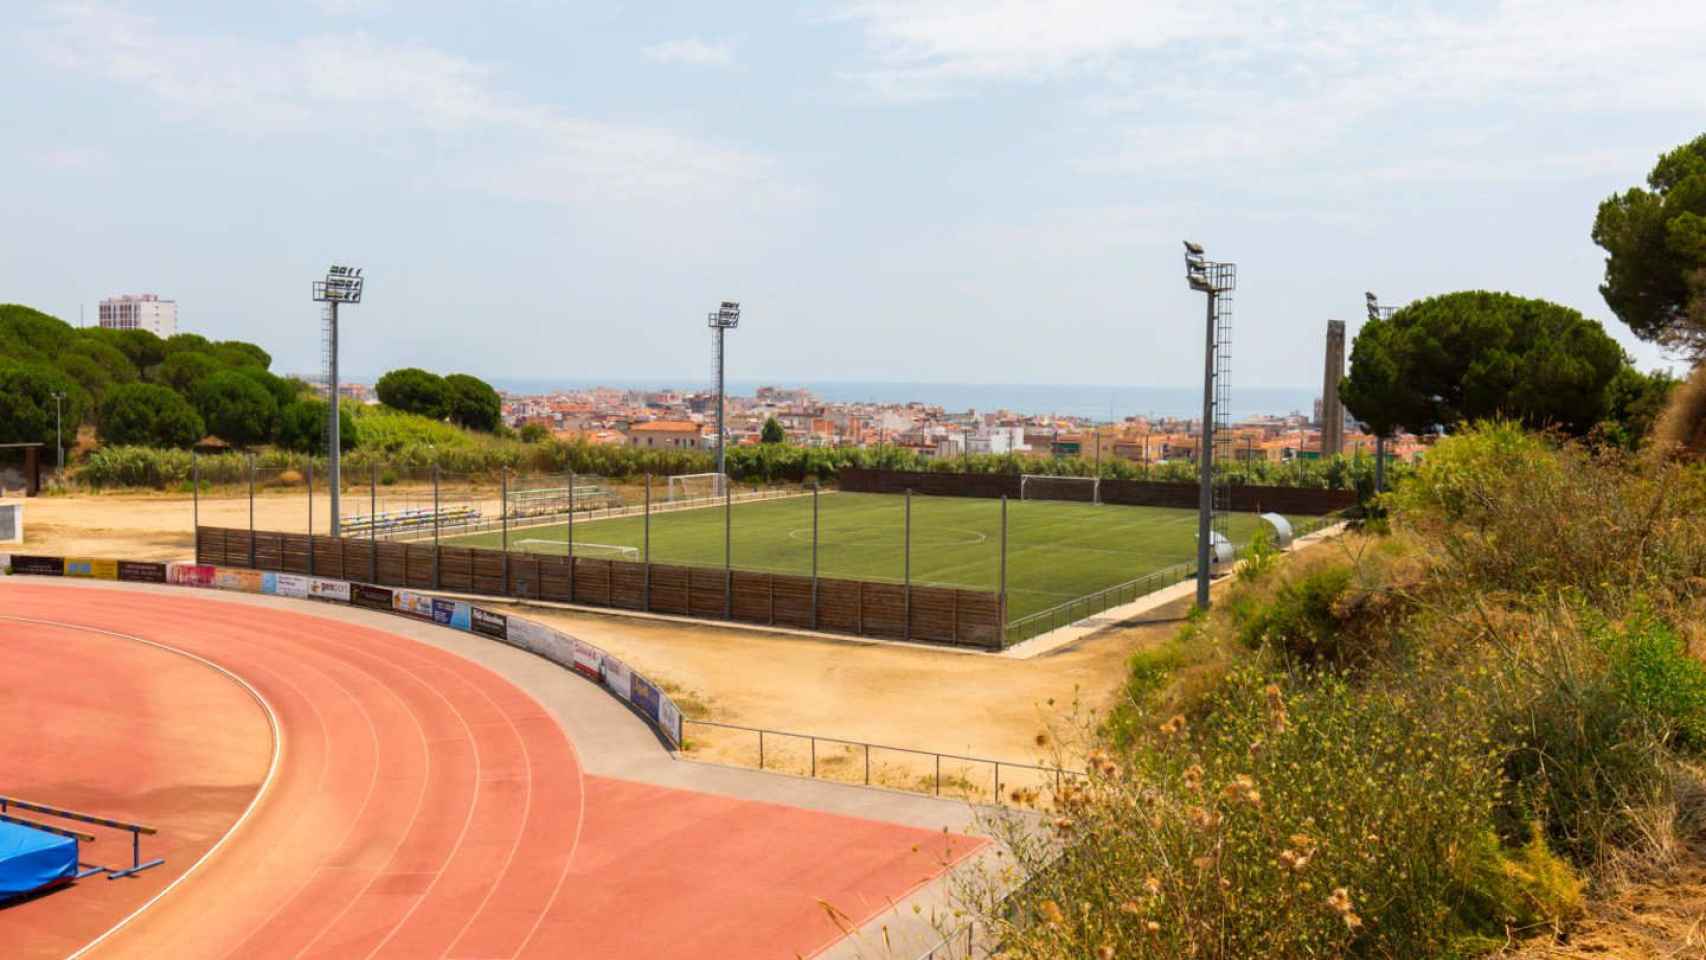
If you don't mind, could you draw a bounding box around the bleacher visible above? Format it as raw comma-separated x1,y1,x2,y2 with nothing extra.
340,505,482,537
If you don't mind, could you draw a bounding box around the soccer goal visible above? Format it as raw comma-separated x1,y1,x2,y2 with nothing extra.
667,472,727,502
1019,474,1100,504
571,542,641,561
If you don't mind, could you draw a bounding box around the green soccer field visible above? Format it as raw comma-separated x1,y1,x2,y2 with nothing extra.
442,492,1293,624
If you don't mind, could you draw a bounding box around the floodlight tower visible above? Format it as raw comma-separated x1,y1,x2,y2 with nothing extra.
1365,292,1399,494
313,265,364,537
708,300,740,478
1184,241,1237,610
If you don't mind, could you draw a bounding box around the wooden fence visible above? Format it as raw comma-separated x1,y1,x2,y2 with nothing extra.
196,526,1004,650
837,469,1358,515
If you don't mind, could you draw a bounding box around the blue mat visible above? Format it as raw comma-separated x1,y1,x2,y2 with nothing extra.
0,820,77,900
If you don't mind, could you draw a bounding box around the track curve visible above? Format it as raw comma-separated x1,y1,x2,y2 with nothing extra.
2,581,978,960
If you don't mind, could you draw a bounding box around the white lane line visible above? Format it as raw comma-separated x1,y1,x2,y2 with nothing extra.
0,614,284,960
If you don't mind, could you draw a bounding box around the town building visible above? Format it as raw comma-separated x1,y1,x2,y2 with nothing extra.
626,420,706,449
98,293,177,337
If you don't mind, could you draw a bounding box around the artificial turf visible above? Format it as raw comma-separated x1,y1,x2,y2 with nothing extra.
442,492,1290,624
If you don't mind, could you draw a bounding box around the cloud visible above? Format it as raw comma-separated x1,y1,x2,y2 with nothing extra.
642,37,736,68
24,4,792,209
834,1,1706,176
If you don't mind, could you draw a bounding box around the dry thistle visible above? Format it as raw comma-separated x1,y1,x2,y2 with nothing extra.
1039,899,1065,927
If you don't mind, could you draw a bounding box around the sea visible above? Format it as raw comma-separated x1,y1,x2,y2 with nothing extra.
483,378,1318,422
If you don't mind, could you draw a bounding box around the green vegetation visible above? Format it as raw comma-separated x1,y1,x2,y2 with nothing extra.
977,423,1706,959
443,492,1291,624
1341,291,1627,437
0,302,308,455
760,416,785,443
373,367,502,431
99,383,204,449
1594,132,1706,361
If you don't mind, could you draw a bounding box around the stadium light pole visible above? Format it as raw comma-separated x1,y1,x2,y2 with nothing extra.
312,265,364,537
1365,292,1398,494
708,301,741,481
1184,240,1235,611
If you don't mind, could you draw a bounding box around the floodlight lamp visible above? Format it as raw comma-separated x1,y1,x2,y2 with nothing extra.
313,263,365,303
1183,240,1205,255
708,299,741,329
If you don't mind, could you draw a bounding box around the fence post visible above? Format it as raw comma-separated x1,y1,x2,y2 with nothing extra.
999,494,1008,644
370,462,378,584
643,473,651,612
247,454,256,568
904,488,912,642
501,467,510,595
567,470,575,601
306,460,315,576
432,464,441,590
724,472,732,620
191,450,199,538
811,481,819,630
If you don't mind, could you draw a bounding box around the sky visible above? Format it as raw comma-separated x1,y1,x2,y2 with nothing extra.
4,1,1703,389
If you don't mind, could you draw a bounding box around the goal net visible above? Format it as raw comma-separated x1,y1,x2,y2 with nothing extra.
667,472,727,502
570,542,641,561
1019,474,1100,504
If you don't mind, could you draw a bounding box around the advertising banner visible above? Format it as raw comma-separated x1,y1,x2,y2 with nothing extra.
432,598,472,631
657,694,683,748
308,577,350,603
268,573,310,598
64,558,118,580
116,561,167,584
629,675,661,724
470,606,507,640
571,640,602,681
11,555,65,577
352,583,394,610
214,568,264,593
600,655,630,700
168,563,215,587
391,590,434,620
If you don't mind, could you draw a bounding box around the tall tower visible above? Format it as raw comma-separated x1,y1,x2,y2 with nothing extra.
1321,319,1346,458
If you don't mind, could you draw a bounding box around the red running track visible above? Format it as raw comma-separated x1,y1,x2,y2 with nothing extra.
0,584,976,959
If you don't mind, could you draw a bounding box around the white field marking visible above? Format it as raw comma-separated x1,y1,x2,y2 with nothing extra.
784,527,989,547
0,615,284,960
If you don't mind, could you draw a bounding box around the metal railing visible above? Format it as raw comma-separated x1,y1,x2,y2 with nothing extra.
1003,561,1193,647
681,718,1078,804
998,511,1354,646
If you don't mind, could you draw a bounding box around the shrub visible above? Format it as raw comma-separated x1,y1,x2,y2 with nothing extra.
278,399,357,453
1236,565,1360,667
1603,613,1706,753
982,668,1543,960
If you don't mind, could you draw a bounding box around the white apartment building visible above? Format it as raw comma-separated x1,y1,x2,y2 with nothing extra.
966,426,1026,455
98,294,178,337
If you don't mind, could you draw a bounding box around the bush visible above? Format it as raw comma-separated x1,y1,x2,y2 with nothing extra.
518,422,550,444
99,383,204,449
1603,613,1706,753
984,668,1551,960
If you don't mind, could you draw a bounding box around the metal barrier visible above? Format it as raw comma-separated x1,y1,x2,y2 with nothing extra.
1003,562,1192,646
0,795,162,879
681,718,1077,804
1000,511,1353,646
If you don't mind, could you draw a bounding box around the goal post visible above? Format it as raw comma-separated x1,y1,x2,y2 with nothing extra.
667,472,727,502
1018,474,1100,504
